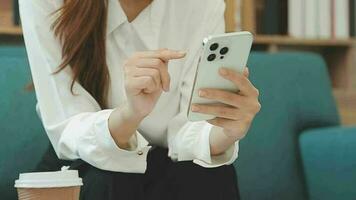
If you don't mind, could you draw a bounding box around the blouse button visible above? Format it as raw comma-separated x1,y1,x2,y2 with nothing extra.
137,150,144,155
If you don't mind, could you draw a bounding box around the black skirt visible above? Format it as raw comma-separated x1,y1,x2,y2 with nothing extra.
37,145,240,200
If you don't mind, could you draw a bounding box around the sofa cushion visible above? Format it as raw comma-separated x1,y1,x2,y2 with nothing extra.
0,46,49,200
300,127,356,200
235,52,340,200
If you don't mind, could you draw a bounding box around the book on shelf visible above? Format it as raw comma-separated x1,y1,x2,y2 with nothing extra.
13,0,20,25
332,0,350,39
305,0,318,38
234,0,354,40
350,0,356,37
317,0,332,39
261,0,280,34
288,0,304,38
289,0,350,39
304,0,333,39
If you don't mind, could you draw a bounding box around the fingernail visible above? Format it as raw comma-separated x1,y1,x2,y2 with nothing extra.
199,90,207,97
219,68,228,76
191,105,199,112
165,84,170,92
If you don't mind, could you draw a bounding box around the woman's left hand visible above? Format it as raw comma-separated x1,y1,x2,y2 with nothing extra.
191,67,261,141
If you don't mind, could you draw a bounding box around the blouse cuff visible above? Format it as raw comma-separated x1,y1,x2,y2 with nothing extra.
93,109,152,173
193,124,239,168
194,139,239,168
175,122,239,168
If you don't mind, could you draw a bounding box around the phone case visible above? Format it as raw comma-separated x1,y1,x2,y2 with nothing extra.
187,31,253,122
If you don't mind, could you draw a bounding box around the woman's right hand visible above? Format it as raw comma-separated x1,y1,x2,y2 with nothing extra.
122,49,186,120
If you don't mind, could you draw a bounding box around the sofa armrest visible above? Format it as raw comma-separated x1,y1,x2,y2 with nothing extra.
299,127,356,200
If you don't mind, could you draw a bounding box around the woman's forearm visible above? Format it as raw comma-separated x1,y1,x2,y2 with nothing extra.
209,126,237,156
108,104,144,150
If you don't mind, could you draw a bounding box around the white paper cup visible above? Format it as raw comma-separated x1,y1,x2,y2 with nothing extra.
15,169,83,200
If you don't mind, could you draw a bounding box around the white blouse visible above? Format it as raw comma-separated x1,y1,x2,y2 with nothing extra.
19,0,239,173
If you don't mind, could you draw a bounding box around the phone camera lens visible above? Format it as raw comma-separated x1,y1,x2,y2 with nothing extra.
210,43,219,51
220,47,229,55
207,54,216,61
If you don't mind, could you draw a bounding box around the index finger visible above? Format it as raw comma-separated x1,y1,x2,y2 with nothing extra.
134,49,186,61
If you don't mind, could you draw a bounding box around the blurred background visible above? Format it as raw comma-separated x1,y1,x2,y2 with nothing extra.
0,0,355,200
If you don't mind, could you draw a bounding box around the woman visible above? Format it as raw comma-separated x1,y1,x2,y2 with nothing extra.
19,0,261,199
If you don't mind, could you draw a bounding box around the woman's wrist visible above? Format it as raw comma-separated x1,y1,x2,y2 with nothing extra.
223,128,244,142
108,103,144,149
121,102,146,123
210,126,238,156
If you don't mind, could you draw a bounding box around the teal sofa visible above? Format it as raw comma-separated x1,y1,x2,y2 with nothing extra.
1,45,355,200
0,46,49,199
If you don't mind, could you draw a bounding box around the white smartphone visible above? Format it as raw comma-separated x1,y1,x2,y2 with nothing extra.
187,31,253,122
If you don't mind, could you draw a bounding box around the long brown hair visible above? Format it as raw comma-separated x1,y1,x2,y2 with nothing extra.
52,0,110,109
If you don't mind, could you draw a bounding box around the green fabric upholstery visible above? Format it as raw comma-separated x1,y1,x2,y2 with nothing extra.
0,46,49,200
235,52,340,200
300,127,356,200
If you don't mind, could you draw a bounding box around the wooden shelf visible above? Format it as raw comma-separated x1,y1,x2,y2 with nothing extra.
0,26,22,36
333,89,356,125
254,35,356,47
